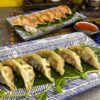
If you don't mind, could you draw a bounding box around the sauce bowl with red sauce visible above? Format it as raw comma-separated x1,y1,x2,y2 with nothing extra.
74,21,99,36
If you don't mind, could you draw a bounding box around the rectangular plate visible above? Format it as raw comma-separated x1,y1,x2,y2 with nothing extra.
6,8,86,40
0,32,100,100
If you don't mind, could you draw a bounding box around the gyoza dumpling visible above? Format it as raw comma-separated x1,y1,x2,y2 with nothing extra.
46,10,55,21
39,12,53,22
36,50,65,75
3,59,35,91
58,48,83,72
30,13,45,24
22,53,54,82
70,45,100,70
57,5,72,15
0,63,16,91
11,16,37,27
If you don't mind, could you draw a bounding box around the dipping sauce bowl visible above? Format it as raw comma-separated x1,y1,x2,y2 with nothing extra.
74,21,99,36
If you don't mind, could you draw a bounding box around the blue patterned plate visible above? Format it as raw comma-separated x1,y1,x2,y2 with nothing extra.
0,32,100,100
6,8,86,40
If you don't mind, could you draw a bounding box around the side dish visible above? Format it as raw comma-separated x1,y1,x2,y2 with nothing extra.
10,5,72,33
6,5,86,40
75,22,99,32
11,5,72,27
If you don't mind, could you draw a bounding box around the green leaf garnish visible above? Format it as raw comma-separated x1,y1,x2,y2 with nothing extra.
55,78,65,93
37,92,47,100
54,48,59,53
81,73,87,79
35,84,53,100
0,90,6,98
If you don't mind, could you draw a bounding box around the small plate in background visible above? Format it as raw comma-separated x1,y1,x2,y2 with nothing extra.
6,12,86,41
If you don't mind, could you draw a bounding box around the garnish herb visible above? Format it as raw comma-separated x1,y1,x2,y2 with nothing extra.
55,77,65,93
35,84,53,100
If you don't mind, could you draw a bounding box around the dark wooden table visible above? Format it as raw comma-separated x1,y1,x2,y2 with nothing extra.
0,7,100,100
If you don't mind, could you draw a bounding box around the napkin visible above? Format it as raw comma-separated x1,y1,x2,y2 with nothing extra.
0,0,23,7
95,32,100,44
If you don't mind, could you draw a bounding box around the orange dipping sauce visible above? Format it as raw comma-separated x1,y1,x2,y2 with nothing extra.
76,22,99,32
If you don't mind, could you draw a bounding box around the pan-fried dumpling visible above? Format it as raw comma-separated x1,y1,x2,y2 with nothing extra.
36,50,65,75
58,48,83,72
48,9,60,20
57,5,72,15
30,13,45,24
46,10,55,21
11,16,37,27
3,59,35,91
39,12,53,22
0,63,16,91
22,53,54,82
70,45,100,70
53,9,62,20
55,7,66,18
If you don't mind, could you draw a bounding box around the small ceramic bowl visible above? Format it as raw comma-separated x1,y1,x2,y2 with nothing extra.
74,21,99,36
